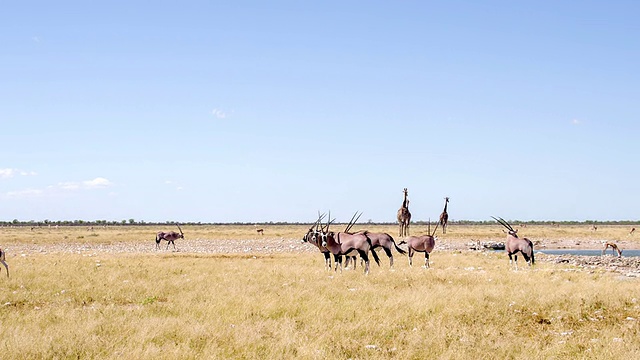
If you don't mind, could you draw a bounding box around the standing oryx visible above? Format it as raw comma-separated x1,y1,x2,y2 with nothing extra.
439,197,450,234
319,212,380,274
401,219,438,268
492,216,534,270
302,213,339,271
342,211,407,269
397,188,411,237
155,224,184,250
0,247,8,278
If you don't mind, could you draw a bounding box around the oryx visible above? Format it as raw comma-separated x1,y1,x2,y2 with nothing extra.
319,212,380,274
492,216,535,270
401,219,438,268
155,224,184,250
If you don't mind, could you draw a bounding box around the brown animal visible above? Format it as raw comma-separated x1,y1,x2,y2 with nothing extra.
256,228,264,235
397,188,411,237
439,197,449,234
492,216,534,270
630,227,636,236
155,224,184,250
319,213,380,274
400,220,438,268
0,248,8,278
602,242,622,258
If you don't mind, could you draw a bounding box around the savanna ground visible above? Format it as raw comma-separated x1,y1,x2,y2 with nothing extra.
1,224,639,359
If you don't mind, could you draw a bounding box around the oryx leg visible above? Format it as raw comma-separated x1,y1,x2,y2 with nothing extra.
382,247,393,268
357,250,370,274
423,252,430,269
0,260,8,278
408,248,415,267
323,252,331,271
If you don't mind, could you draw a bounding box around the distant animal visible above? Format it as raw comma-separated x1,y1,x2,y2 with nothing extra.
630,227,636,236
602,242,622,258
590,224,598,231
256,228,264,235
400,219,438,268
155,224,184,250
492,216,535,270
0,248,8,278
397,188,411,237
439,197,450,234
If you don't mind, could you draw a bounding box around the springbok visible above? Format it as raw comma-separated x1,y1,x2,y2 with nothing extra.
0,248,8,278
630,227,636,236
602,242,622,258
319,213,380,274
397,188,411,237
155,224,184,250
492,216,534,270
400,219,439,268
439,197,450,234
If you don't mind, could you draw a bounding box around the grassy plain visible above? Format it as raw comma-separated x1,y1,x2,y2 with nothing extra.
1,224,639,359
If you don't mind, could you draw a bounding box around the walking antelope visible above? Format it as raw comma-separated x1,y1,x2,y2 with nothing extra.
439,197,450,234
0,248,8,278
397,188,411,237
602,242,622,258
630,227,636,236
155,224,184,250
319,212,380,274
492,216,535,270
400,219,439,268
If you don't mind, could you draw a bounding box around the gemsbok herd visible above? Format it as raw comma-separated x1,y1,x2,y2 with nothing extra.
1,189,628,280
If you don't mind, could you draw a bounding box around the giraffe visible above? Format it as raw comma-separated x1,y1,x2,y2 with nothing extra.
397,188,411,237
439,197,450,234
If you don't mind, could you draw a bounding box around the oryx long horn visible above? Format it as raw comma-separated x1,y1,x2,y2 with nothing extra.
431,221,439,237
176,223,183,235
491,216,514,232
344,211,362,233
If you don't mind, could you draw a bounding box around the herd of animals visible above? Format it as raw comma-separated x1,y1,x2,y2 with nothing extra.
0,189,628,279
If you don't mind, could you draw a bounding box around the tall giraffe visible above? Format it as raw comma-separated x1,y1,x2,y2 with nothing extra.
397,188,411,237
439,197,449,234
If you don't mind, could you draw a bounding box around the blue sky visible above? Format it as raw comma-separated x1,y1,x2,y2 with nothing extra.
2,1,639,223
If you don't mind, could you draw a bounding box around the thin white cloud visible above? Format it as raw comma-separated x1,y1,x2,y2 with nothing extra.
83,177,112,188
571,119,581,125
32,36,41,43
6,189,43,197
212,108,227,119
176,186,184,191
0,168,37,179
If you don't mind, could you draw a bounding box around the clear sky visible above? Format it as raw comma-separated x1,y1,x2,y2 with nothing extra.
2,1,639,223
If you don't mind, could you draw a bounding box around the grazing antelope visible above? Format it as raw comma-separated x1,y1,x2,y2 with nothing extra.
256,228,264,235
630,227,636,236
602,242,622,258
155,224,184,250
397,188,411,237
0,248,8,278
400,219,438,268
439,197,449,234
319,212,380,274
492,216,535,270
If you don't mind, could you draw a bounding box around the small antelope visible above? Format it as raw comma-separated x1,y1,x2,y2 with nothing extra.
602,242,622,258
630,227,636,236
256,228,264,235
155,224,184,250
0,248,9,278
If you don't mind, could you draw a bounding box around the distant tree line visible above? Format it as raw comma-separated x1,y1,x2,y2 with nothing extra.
1,219,638,227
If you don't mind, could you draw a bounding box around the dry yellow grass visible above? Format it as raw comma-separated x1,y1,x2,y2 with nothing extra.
1,225,639,359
